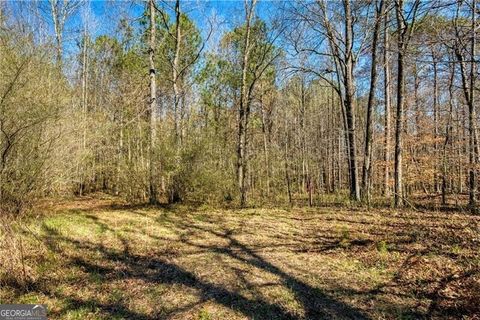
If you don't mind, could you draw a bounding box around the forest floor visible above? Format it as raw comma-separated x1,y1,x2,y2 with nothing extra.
1,195,480,319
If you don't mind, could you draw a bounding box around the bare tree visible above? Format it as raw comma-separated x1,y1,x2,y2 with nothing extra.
361,0,385,203
343,0,360,201
172,0,182,143
237,0,257,207
393,0,420,208
78,6,89,196
148,0,158,204
453,0,480,212
307,0,367,201
383,8,392,197
47,0,83,66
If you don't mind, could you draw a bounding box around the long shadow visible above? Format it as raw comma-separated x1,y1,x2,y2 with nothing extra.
54,201,480,319
35,212,371,320
157,211,479,318
40,234,310,319
167,219,370,319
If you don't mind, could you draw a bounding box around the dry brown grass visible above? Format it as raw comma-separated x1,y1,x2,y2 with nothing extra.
1,197,479,319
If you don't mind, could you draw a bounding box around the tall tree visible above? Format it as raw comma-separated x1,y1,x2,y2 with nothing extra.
383,9,392,197
148,0,158,204
361,0,385,203
78,10,89,196
305,0,364,201
343,0,360,201
393,0,420,207
47,0,82,67
172,0,181,143
454,0,480,212
237,0,256,207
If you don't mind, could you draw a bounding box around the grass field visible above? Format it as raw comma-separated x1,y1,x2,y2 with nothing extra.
1,196,479,319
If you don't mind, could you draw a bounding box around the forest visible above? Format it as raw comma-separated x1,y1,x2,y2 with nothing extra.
1,0,479,319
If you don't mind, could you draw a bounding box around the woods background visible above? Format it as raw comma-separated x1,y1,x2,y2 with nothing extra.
1,0,480,213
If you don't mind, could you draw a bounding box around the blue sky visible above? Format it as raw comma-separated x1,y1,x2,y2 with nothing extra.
86,0,279,37
2,0,282,72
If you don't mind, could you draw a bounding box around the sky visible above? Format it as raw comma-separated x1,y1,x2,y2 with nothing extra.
4,0,280,52
2,0,285,85
86,0,279,37
23,0,280,63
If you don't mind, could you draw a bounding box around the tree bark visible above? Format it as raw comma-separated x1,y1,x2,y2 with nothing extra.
237,0,257,207
468,0,478,212
454,0,480,212
361,0,384,203
260,89,271,196
433,56,439,193
49,0,64,66
148,0,158,204
443,60,455,205
383,13,391,198
394,0,406,208
344,0,360,201
79,21,89,196
173,0,182,144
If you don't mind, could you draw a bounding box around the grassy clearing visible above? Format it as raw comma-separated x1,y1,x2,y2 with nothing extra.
1,197,479,319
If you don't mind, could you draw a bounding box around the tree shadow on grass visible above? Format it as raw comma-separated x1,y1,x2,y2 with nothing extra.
172,222,370,319
34,212,371,320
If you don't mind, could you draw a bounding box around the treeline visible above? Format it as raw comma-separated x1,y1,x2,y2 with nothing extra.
1,0,479,213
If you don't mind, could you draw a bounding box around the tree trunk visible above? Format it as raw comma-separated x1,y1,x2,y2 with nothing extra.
260,91,271,196
394,0,406,208
237,0,257,207
361,0,384,203
49,0,63,67
383,14,391,198
468,0,479,212
173,0,181,144
344,0,360,201
433,56,439,194
455,0,480,212
443,61,455,205
284,108,292,205
79,23,89,196
148,0,158,204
